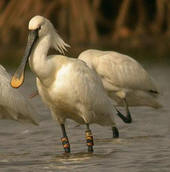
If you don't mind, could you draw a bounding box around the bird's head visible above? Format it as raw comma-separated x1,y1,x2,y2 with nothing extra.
11,15,70,88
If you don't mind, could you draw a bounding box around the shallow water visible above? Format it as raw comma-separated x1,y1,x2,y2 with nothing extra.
0,64,170,172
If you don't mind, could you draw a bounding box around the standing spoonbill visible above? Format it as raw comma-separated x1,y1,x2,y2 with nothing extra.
78,49,162,123
0,65,38,125
11,16,119,153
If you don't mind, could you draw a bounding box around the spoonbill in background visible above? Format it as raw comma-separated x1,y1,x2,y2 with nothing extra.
78,49,162,123
11,16,119,153
78,49,161,123
0,65,38,125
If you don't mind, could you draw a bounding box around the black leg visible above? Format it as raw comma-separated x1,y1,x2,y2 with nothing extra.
123,98,132,123
60,124,70,153
85,124,94,152
112,126,119,138
115,99,132,123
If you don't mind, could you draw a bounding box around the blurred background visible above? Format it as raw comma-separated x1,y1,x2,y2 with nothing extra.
0,0,170,66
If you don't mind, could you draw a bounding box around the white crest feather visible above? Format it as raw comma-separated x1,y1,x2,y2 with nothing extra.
52,30,70,55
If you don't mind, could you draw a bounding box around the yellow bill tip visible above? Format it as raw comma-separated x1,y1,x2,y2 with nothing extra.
11,73,24,88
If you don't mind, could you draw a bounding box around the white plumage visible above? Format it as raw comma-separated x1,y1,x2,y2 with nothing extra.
0,65,38,125
11,16,118,152
78,49,162,109
35,55,116,126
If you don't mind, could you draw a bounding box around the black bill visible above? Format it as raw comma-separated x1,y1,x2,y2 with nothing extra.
11,30,38,88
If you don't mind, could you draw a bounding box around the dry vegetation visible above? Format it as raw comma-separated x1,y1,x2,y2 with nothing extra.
0,0,170,62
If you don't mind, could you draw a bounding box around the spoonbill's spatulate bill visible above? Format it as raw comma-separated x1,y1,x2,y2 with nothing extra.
0,65,38,125
11,16,119,153
78,49,162,123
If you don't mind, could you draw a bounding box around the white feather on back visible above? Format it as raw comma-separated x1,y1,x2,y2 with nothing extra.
79,49,158,92
78,49,161,108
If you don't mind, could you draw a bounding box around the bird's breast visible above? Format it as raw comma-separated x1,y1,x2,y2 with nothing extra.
36,64,78,113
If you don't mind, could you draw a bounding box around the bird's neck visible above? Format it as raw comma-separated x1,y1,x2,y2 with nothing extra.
29,35,52,79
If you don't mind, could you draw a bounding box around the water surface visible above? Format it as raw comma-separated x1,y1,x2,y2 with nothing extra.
0,64,169,172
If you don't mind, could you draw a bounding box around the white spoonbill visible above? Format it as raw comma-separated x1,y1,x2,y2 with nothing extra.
11,16,119,153
78,49,162,123
0,65,38,125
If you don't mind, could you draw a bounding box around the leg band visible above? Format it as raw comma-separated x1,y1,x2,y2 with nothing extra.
86,130,94,152
61,137,70,152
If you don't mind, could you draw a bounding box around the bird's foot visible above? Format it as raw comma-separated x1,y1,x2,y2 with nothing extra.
29,90,39,98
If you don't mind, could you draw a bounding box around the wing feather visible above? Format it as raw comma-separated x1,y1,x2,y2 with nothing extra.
79,50,158,93
96,52,158,92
